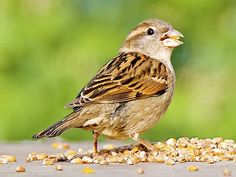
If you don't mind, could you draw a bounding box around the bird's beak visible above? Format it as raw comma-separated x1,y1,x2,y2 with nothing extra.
161,28,184,48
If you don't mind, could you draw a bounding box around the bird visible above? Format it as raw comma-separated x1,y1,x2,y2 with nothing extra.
33,19,183,153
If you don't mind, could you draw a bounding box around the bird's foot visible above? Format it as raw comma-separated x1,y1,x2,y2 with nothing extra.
138,142,155,152
130,133,155,152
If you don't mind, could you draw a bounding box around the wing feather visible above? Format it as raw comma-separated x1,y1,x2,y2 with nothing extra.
66,52,171,108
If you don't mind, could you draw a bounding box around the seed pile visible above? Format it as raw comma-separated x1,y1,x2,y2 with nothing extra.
0,137,235,171
22,137,236,165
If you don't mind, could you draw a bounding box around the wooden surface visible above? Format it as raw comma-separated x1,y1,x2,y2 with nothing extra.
0,140,235,177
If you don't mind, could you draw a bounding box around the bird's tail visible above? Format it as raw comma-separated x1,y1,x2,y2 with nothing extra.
32,111,80,139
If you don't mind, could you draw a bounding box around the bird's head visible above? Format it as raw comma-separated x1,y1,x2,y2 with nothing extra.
120,19,183,61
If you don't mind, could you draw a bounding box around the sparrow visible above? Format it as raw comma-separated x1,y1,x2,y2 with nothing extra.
33,19,183,153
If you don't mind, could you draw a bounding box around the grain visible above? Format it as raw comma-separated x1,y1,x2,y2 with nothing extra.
81,166,95,174
55,164,63,171
16,166,25,172
71,157,82,164
187,165,199,171
137,168,144,174
223,168,231,176
42,158,55,165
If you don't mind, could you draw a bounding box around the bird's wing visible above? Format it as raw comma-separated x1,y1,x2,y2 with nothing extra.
66,52,171,108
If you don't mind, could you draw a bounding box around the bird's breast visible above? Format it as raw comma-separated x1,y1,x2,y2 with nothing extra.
97,88,174,140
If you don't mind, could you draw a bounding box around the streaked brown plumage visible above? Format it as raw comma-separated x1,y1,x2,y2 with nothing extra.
33,19,183,153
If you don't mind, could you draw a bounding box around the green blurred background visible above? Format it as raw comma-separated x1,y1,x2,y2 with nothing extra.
0,0,236,141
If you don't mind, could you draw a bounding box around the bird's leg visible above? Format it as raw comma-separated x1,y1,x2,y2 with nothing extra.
92,131,99,154
130,133,155,151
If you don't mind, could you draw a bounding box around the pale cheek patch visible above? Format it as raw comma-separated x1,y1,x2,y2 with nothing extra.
83,117,103,127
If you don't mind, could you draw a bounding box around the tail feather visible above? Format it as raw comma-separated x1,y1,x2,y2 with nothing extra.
32,111,79,139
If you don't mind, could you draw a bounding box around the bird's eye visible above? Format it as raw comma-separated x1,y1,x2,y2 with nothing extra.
147,28,154,35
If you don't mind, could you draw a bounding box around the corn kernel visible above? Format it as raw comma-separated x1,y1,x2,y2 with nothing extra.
81,166,95,174
187,166,199,171
55,164,63,171
16,166,25,172
137,168,144,174
223,168,231,176
71,157,82,164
